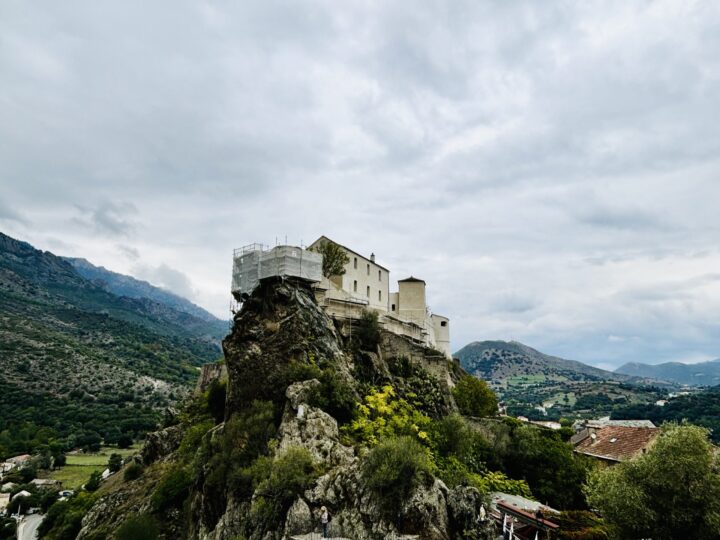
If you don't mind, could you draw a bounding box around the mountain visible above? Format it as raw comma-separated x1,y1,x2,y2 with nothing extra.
616,359,720,386
455,340,631,383
0,231,223,458
455,340,668,420
64,256,227,340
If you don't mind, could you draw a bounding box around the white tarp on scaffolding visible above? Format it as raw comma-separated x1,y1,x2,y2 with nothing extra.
232,244,323,297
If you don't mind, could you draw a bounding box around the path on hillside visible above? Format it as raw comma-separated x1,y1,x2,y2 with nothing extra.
18,514,43,540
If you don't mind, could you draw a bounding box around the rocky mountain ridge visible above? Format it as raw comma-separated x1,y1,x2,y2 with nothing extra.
615,358,720,386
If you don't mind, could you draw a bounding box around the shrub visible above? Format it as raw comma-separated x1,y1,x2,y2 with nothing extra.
206,379,227,424
151,466,192,511
308,368,357,425
345,385,431,445
108,453,123,473
84,470,102,492
452,376,497,417
354,310,380,351
115,515,159,540
249,446,318,528
123,461,144,481
362,436,434,507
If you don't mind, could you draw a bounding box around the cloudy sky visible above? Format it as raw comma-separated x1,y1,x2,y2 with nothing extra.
2,1,720,369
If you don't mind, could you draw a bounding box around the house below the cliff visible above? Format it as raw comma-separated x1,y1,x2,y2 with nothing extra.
230,237,451,357
572,425,659,464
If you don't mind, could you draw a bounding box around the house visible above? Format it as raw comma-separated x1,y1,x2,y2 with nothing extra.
5,455,31,466
309,236,451,357
30,478,61,490
490,492,560,538
11,490,31,501
572,425,659,464
0,493,9,513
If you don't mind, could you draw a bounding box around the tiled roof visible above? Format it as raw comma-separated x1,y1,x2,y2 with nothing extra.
574,425,658,462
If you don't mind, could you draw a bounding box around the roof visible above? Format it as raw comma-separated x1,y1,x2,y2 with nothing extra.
6,454,31,464
580,418,656,429
398,276,425,283
573,425,658,462
310,235,390,272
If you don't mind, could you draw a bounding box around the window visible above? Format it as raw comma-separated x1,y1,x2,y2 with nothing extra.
367,263,370,275
353,280,357,293
378,290,382,301
366,285,370,297
378,270,381,281
391,303,396,311
354,257,357,269
440,321,447,327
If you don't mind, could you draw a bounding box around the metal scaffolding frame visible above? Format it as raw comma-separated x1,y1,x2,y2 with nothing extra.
231,243,323,299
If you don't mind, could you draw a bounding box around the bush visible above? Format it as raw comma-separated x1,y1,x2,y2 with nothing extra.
84,470,102,492
362,436,434,507
345,385,431,445
123,461,144,481
115,514,159,540
108,453,123,473
354,310,380,351
452,376,497,417
308,368,357,425
151,466,192,511
206,379,227,424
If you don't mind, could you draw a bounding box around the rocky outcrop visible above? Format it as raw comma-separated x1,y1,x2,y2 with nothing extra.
78,278,492,540
141,424,184,465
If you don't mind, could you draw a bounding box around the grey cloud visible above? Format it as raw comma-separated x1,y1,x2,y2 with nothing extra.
117,244,140,261
2,1,720,367
0,200,29,225
73,202,137,237
133,263,196,300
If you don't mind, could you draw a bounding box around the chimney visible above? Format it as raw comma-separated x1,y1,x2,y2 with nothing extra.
370,253,375,262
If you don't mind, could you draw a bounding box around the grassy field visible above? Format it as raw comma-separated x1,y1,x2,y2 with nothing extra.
49,444,141,489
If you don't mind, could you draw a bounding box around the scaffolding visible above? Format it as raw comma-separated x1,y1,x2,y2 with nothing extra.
231,243,323,299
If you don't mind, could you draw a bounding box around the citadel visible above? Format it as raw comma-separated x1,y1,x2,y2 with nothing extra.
231,235,451,357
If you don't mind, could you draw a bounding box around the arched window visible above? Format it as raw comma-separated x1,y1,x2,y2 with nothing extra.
366,285,370,297
353,280,357,292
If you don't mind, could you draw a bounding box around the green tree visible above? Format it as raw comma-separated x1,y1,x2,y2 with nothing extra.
108,453,123,473
84,470,102,492
452,376,497,417
585,424,720,540
309,241,349,278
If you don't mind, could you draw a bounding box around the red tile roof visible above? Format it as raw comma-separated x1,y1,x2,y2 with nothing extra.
574,425,658,462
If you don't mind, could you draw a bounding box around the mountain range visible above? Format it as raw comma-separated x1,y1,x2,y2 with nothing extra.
455,340,633,383
0,231,226,457
616,358,720,386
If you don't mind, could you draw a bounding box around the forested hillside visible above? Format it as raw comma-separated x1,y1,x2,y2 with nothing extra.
0,232,222,459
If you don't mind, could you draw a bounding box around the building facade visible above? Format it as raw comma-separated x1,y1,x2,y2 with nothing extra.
309,236,451,357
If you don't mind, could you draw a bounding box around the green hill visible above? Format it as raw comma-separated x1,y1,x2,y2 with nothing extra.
0,232,223,459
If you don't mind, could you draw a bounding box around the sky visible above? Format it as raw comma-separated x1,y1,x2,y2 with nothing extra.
2,1,720,370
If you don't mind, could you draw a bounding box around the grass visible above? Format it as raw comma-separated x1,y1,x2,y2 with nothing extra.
49,444,142,489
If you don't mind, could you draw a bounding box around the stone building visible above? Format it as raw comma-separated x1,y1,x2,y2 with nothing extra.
309,236,451,357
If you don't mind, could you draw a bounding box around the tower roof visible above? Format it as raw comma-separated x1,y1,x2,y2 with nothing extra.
398,276,425,283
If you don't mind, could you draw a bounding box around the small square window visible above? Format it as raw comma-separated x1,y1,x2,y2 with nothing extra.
440,321,447,327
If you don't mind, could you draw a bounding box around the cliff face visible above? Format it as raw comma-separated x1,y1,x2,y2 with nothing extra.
78,278,492,540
